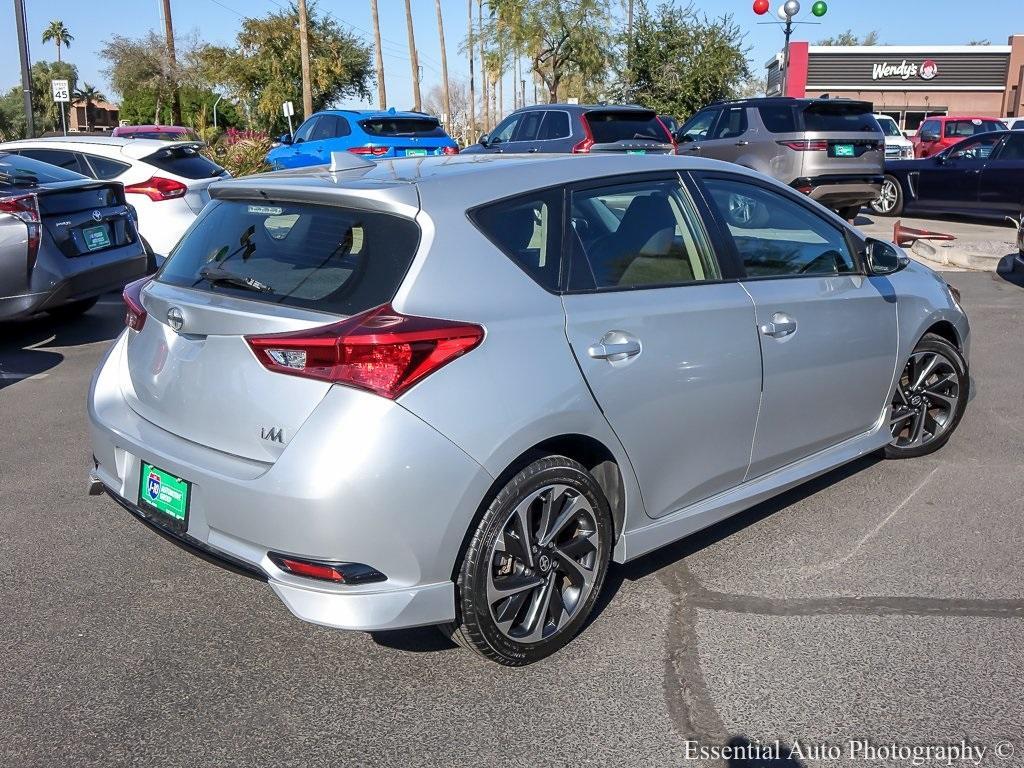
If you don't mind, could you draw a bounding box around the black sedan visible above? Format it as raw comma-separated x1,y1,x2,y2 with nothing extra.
871,130,1024,221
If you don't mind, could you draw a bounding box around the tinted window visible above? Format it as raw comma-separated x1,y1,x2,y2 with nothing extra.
570,179,721,290
539,111,570,140
801,104,878,132
917,119,941,136
711,107,748,140
84,154,131,180
1013,122,1024,131
585,111,668,143
141,145,225,179
489,115,520,143
471,188,562,292
16,148,85,174
997,133,1024,160
360,118,446,137
128,130,200,141
310,115,350,140
702,177,856,277
876,117,903,137
758,104,797,133
679,109,719,141
0,151,86,187
158,200,420,314
945,119,1005,138
948,135,1001,161
293,117,318,143
515,110,545,142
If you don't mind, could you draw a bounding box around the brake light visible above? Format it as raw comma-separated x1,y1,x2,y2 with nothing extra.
123,276,151,331
0,193,41,273
246,303,484,399
442,145,459,155
123,176,188,201
777,140,829,151
347,146,390,156
572,115,596,154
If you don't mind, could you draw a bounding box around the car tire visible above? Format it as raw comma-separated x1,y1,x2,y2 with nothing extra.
836,205,862,222
45,296,99,320
441,455,613,666
870,176,904,217
883,333,968,460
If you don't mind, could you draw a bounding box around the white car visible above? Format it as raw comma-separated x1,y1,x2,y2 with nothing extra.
1005,116,1024,131
874,114,915,160
0,136,228,262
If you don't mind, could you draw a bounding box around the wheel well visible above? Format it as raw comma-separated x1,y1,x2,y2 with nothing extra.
924,320,960,349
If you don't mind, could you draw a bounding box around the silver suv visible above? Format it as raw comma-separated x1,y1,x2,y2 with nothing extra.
676,97,884,220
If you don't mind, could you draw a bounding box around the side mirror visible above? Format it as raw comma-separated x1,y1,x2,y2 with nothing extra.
278,133,293,145
478,133,489,146
865,238,909,276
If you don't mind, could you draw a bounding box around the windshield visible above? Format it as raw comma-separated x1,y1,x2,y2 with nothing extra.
158,200,420,315
129,130,200,141
0,151,87,187
876,117,903,137
584,111,669,143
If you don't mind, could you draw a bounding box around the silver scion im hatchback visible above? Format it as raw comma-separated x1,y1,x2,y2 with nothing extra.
88,153,970,666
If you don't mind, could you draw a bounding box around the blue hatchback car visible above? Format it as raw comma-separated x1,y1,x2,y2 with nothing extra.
266,109,459,169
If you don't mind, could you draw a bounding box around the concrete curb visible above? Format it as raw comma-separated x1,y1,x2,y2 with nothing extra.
911,239,1015,272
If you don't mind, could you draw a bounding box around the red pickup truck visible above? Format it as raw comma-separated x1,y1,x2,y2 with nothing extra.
912,116,1007,158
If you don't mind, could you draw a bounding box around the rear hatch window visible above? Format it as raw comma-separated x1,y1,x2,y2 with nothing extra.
800,102,878,133
157,200,420,316
359,118,447,138
141,144,225,179
585,111,669,143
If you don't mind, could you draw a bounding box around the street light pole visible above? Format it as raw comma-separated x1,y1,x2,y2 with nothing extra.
13,0,34,138
782,15,794,95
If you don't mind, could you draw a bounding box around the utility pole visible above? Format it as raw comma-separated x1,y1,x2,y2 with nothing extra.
13,0,33,138
478,0,488,131
298,0,313,118
161,0,182,125
434,0,451,132
404,0,422,112
467,0,476,141
370,0,387,109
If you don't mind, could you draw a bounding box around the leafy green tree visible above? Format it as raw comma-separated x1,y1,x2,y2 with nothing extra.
817,29,879,46
30,60,78,133
41,20,74,63
621,2,749,119
118,86,243,129
198,3,372,131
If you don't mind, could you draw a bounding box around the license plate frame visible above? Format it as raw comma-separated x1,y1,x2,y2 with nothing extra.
82,223,111,251
832,144,856,157
137,461,191,532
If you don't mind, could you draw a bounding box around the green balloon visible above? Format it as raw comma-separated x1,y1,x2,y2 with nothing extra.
811,0,828,16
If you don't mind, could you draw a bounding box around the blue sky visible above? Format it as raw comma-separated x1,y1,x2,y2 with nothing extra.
3,0,1021,113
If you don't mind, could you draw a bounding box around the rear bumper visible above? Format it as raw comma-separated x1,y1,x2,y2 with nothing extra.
87,332,494,631
793,175,884,209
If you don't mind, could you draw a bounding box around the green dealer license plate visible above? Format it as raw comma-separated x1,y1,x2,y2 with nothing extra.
404,148,427,157
83,224,111,251
626,149,647,155
138,462,191,529
833,144,855,157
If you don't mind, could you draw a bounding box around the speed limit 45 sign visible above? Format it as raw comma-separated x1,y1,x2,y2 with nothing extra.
51,79,70,102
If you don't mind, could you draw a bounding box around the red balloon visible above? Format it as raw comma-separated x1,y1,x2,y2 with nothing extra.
753,0,770,13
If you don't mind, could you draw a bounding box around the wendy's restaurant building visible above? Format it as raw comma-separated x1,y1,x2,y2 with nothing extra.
766,35,1024,133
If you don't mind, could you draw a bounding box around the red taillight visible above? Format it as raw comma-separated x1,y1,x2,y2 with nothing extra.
572,115,596,154
777,140,829,152
123,176,188,201
442,145,460,155
123,276,151,331
246,303,484,399
347,146,390,156
0,193,41,272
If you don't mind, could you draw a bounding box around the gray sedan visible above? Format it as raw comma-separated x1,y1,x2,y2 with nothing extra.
0,151,147,321
87,153,969,665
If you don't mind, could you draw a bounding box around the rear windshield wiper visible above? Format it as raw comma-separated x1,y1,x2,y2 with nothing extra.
198,265,273,293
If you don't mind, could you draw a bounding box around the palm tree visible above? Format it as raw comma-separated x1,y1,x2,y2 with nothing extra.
74,84,105,132
370,0,387,109
41,20,74,63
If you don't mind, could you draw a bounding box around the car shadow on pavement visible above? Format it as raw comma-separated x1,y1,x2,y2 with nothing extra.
0,300,123,391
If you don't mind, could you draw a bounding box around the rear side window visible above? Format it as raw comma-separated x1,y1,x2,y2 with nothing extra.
16,148,86,174
539,111,571,140
944,119,1005,138
360,118,446,138
471,188,563,292
0,151,86,186
757,105,797,133
84,154,130,180
142,145,224,180
158,200,420,315
585,111,668,143
801,105,878,132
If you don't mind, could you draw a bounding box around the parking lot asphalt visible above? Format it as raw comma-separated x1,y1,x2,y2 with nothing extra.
2,269,1022,768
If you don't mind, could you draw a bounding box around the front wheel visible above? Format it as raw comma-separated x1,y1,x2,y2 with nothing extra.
884,333,968,459
870,176,904,216
442,455,613,666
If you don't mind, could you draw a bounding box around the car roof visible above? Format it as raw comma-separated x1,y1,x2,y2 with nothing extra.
513,103,652,113
317,109,438,121
0,135,203,160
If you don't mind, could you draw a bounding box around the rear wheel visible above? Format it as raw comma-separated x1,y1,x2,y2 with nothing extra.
884,333,968,459
46,296,98,320
870,176,903,216
836,204,862,222
442,455,613,666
